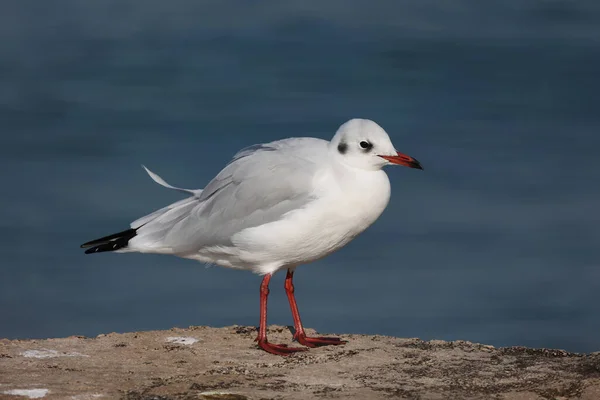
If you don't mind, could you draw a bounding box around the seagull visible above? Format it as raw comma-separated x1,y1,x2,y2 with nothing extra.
81,118,423,355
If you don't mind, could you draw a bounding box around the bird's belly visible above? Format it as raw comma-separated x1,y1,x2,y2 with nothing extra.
232,212,360,273
232,171,391,274
181,206,366,274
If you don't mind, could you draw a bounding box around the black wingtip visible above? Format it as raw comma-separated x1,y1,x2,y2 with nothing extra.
81,228,137,254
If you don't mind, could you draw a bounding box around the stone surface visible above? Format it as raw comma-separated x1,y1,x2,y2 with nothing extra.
1,326,599,399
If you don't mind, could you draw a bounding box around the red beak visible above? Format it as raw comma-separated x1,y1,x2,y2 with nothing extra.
379,152,423,170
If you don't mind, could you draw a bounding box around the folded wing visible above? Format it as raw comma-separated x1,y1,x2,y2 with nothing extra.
128,138,327,254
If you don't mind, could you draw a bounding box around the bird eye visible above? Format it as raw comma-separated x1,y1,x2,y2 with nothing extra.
359,141,372,150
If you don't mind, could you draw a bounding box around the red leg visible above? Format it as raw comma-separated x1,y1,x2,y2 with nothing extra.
256,273,306,356
284,269,347,348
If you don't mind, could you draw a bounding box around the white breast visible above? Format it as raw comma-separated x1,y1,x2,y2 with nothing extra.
232,166,392,274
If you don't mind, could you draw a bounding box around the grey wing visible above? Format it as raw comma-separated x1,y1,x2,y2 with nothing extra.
130,166,203,229
130,138,328,254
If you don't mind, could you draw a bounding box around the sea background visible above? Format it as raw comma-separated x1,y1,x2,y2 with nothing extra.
2,0,600,352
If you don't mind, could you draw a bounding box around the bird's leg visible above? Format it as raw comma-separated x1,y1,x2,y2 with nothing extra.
284,269,347,347
256,273,306,356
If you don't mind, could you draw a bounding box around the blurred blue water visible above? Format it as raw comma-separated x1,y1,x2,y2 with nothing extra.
1,0,600,352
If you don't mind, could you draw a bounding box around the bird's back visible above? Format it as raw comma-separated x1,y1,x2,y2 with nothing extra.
125,137,330,259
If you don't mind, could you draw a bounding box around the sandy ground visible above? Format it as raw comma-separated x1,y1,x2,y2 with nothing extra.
1,325,600,400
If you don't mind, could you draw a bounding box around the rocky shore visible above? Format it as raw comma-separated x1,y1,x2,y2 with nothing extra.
1,325,599,399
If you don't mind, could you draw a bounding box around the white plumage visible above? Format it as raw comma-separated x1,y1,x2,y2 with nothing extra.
112,119,396,275
81,118,423,355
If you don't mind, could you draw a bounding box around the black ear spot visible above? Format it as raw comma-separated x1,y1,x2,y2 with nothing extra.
338,142,348,154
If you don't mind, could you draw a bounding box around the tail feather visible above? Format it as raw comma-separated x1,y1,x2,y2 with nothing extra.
81,228,137,254
81,166,202,255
